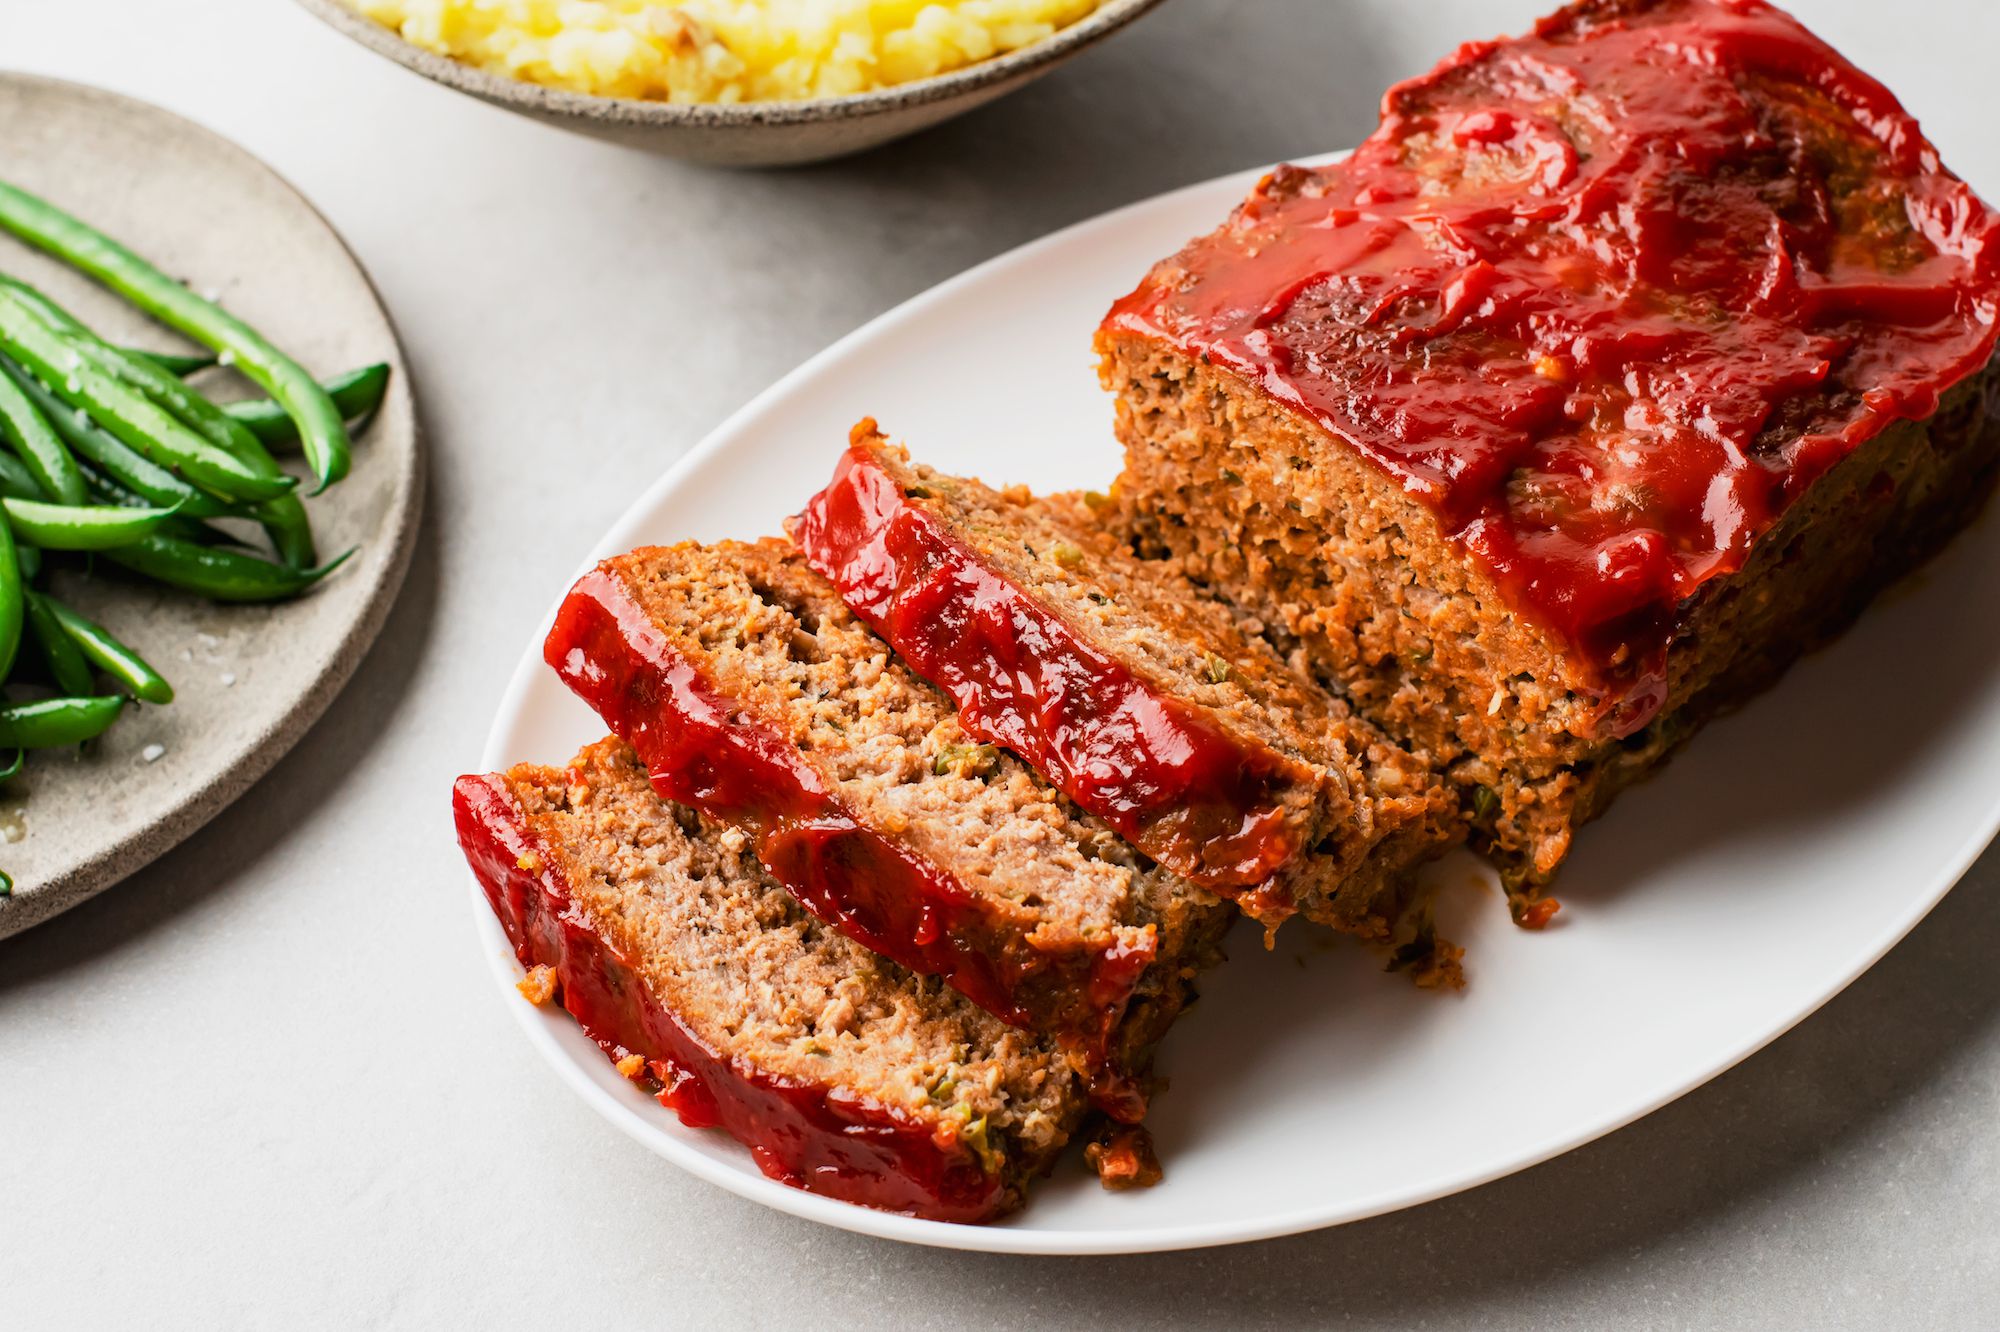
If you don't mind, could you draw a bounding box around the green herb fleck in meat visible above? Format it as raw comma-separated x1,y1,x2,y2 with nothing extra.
959,1114,1001,1175
933,743,1002,779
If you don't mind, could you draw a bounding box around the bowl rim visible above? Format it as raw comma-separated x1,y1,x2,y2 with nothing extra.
294,0,1167,127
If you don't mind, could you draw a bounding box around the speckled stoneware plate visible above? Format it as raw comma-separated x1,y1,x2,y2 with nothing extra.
477,155,2000,1253
295,0,1166,167
0,74,421,939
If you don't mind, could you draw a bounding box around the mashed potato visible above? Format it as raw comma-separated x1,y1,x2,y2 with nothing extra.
355,0,1109,104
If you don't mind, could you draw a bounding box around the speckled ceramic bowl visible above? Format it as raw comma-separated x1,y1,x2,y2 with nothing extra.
295,0,1166,167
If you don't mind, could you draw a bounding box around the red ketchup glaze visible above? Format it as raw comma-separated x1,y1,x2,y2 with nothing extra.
543,567,1157,1118
796,444,1310,913
1102,0,2000,736
452,773,1008,1223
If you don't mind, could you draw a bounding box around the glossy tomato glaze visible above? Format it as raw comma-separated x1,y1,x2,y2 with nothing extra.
1103,0,2000,735
452,773,1009,1223
796,443,1309,917
544,567,1156,1117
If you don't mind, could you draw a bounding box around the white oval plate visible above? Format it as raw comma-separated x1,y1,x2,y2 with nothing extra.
474,154,2000,1254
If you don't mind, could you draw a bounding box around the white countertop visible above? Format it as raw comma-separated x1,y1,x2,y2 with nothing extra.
5,0,1999,1325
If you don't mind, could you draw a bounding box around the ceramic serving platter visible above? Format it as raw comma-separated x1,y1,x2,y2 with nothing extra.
0,74,421,938
475,153,2000,1254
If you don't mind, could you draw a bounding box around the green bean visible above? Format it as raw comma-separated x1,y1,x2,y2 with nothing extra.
0,282,318,568
68,423,235,517
0,181,351,492
96,345,265,455
0,695,124,748
0,277,90,337
225,363,390,448
0,448,43,500
3,496,178,551
24,590,93,697
105,534,350,603
85,488,239,546
157,514,247,547
76,466,247,547
76,461,141,507
94,348,312,565
41,595,171,704
4,331,297,563
126,348,216,376
0,496,21,681
0,867,10,896
1,358,240,520
15,542,38,583
3,282,254,453
0,357,85,505
0,292,292,504
0,279,221,382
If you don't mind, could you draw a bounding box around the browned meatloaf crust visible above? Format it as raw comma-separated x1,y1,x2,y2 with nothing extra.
544,537,1233,1116
456,738,1214,1223
792,422,1463,946
1104,351,2000,915
1096,0,2000,916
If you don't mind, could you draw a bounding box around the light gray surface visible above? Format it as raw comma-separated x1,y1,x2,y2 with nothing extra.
2,0,1996,1325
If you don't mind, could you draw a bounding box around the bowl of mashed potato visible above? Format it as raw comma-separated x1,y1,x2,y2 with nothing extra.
299,0,1165,165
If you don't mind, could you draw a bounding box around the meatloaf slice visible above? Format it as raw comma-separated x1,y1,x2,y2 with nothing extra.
791,421,1463,939
544,538,1232,1114
456,738,1197,1223
1097,0,2000,915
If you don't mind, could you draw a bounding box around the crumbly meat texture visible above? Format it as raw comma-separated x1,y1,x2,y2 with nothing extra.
796,425,1462,942
1099,331,2000,903
507,740,1082,1156
463,739,1223,1220
549,536,1233,1053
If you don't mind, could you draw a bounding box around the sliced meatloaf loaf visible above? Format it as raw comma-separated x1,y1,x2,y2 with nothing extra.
1096,0,2000,916
456,738,1203,1223
544,538,1234,1113
791,421,1463,939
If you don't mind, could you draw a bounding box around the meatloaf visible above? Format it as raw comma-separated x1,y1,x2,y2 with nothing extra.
792,421,1463,943
456,738,1207,1223
544,537,1233,1114
1096,0,2000,916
